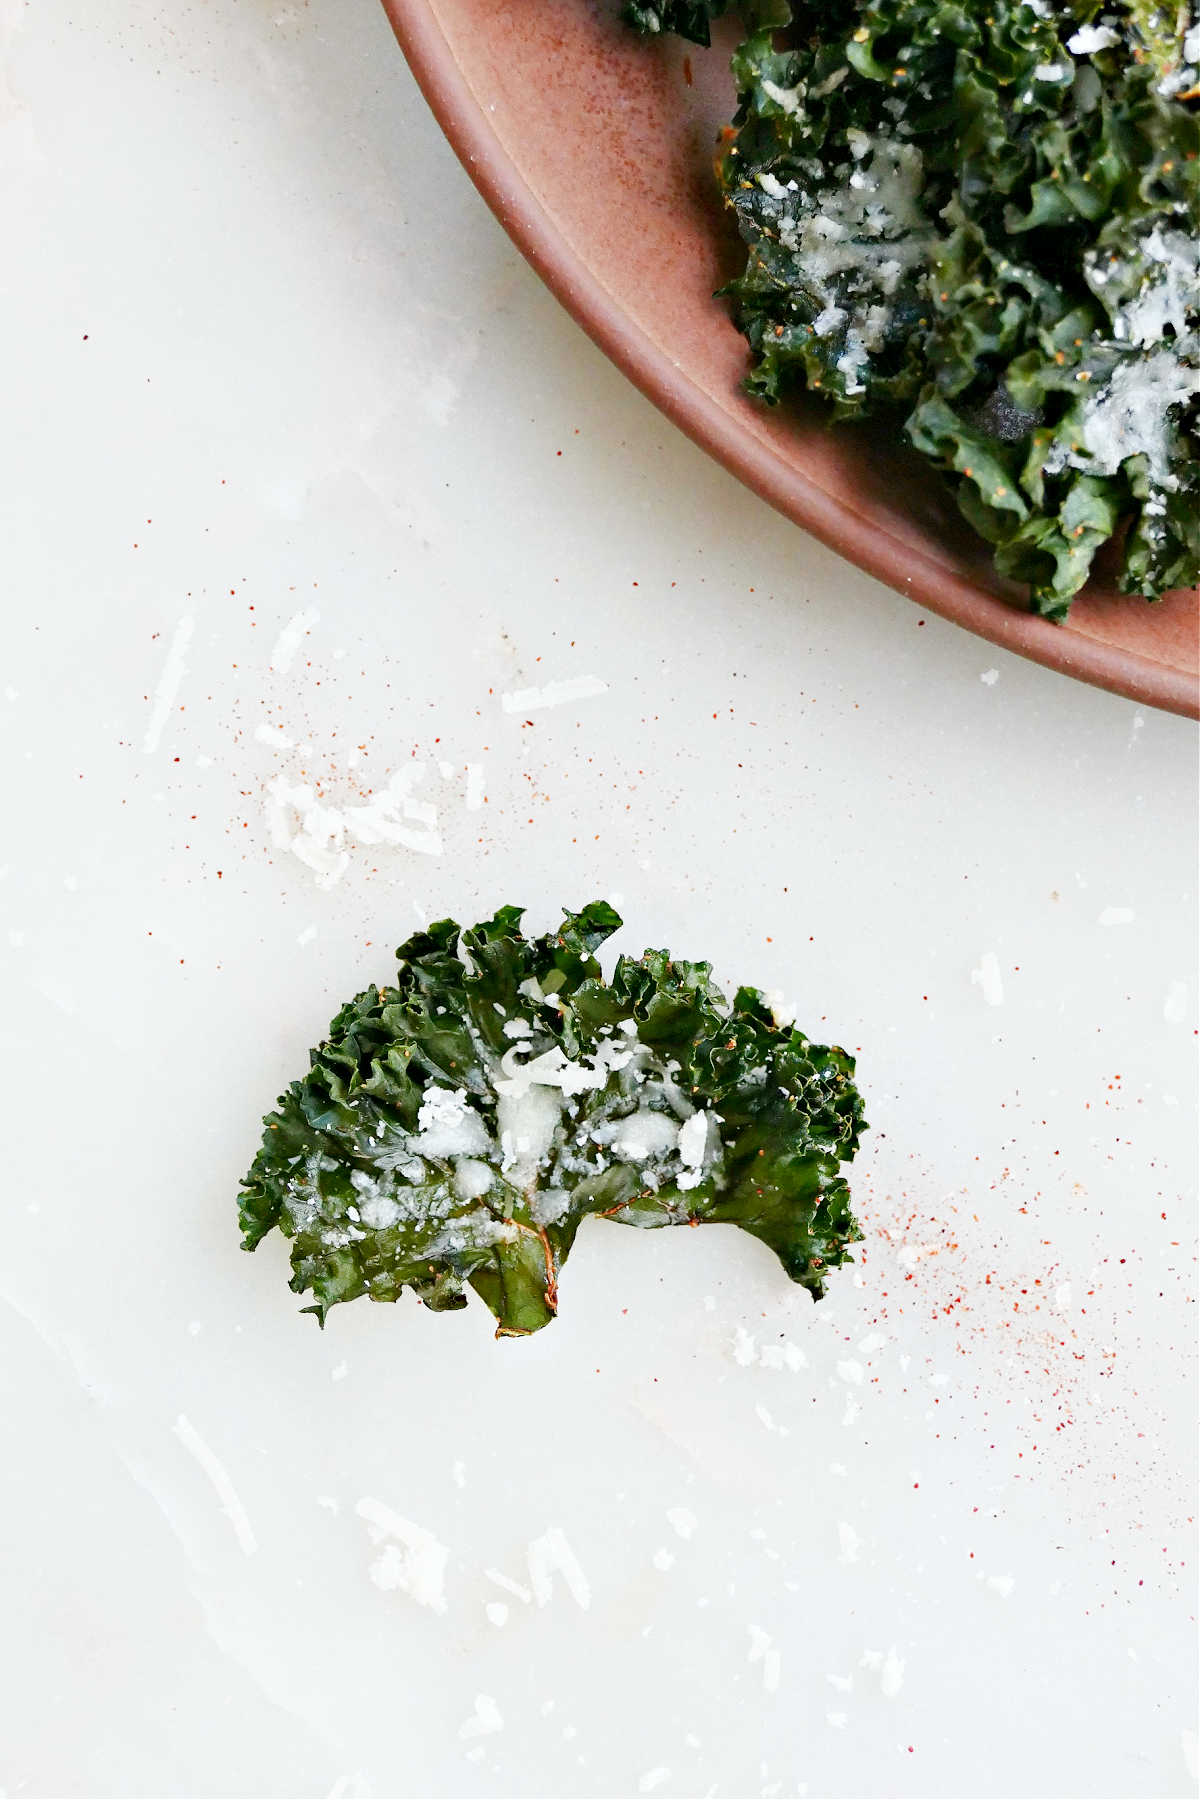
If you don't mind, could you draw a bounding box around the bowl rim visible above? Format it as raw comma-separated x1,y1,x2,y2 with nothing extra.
381,0,1199,719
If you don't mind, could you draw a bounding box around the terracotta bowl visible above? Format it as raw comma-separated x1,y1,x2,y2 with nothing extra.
382,0,1199,717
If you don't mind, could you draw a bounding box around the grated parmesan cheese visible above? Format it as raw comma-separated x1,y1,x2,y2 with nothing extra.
1066,22,1119,53
1072,351,1198,489
412,1087,493,1159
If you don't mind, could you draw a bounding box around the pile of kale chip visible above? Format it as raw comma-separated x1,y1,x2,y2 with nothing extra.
625,0,1199,617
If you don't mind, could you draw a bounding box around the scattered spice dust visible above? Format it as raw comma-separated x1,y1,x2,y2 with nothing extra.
850,1139,1194,1571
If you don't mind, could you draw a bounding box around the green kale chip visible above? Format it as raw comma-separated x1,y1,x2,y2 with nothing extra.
621,0,790,43
239,904,866,1337
639,0,1200,615
622,0,732,43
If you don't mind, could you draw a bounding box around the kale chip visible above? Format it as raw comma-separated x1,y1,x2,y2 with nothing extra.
631,0,1200,615
240,904,866,1336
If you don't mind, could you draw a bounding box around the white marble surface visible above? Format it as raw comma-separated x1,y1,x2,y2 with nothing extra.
2,3,1197,1797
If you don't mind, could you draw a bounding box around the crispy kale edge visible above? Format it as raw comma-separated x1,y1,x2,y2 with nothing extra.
621,0,790,45
239,903,866,1337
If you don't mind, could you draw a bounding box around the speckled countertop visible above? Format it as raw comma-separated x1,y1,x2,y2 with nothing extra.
1,3,1196,1797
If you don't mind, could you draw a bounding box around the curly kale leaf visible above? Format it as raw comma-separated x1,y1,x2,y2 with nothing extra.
239,904,866,1337
622,0,731,43
705,0,1200,614
622,0,790,43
